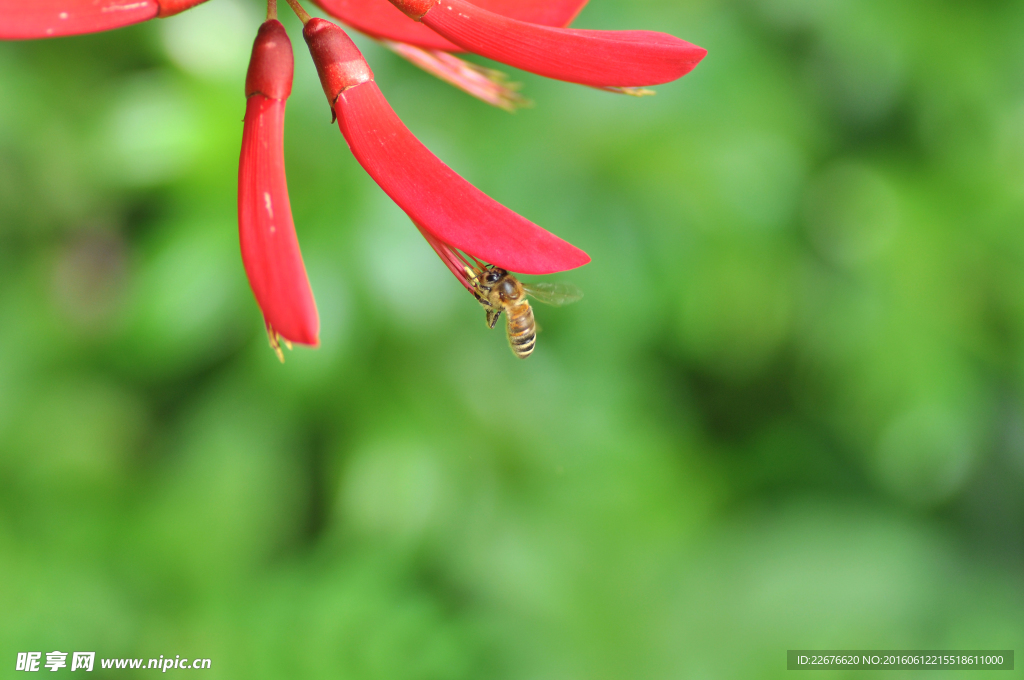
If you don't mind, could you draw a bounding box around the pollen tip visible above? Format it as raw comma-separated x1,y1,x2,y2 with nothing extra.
268,329,287,362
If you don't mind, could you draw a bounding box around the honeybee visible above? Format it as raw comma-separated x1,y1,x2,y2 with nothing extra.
464,264,582,358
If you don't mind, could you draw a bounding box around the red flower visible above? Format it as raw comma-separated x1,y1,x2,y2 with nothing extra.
2,0,706,358
302,16,588,277
239,18,320,358
313,0,593,108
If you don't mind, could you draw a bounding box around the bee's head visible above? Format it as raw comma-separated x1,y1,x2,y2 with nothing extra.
483,267,505,285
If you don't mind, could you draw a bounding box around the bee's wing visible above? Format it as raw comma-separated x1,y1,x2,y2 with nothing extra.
522,281,583,306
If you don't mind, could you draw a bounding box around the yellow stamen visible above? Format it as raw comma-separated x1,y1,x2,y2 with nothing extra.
605,87,657,97
267,326,287,363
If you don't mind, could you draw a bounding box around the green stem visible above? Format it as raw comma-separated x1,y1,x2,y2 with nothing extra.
284,0,311,24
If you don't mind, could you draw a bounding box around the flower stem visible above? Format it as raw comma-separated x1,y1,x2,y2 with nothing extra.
284,0,311,24
267,0,277,20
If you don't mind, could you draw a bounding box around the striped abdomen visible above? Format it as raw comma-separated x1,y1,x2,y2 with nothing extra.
505,301,536,359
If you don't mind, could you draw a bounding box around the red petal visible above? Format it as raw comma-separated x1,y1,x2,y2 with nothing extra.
0,0,158,39
0,0,208,39
239,21,319,347
311,0,588,52
337,81,588,274
472,0,587,27
302,18,588,275
404,0,706,89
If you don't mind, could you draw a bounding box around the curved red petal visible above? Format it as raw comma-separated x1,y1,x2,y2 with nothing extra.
409,0,706,88
303,17,587,274
0,0,158,39
0,0,208,39
336,81,589,274
239,95,319,347
311,0,588,52
239,22,319,347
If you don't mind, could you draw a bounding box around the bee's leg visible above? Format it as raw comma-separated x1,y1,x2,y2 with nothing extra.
486,309,502,329
471,290,491,309
463,265,489,305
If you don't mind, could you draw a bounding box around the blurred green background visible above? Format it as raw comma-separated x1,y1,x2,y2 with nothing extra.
1,0,1023,677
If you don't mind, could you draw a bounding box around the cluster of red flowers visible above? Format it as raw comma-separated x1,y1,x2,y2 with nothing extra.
0,0,705,359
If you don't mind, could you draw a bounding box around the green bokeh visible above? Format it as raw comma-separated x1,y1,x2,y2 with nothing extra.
2,0,1023,677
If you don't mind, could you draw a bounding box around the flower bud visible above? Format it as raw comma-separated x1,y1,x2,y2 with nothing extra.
239,20,319,355
303,18,373,107
245,19,294,100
